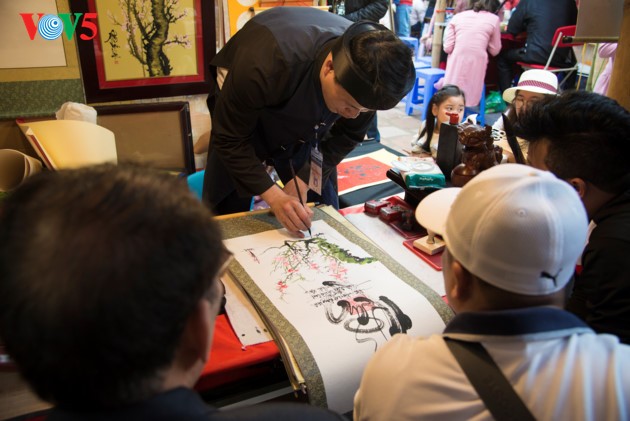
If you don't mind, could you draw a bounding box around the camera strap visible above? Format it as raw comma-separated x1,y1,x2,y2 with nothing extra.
444,337,536,421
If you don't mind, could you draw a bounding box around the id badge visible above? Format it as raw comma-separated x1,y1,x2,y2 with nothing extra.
309,146,323,195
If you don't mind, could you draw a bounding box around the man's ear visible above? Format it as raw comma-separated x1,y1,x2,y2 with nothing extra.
449,260,474,303
567,177,587,199
180,299,214,365
322,54,334,77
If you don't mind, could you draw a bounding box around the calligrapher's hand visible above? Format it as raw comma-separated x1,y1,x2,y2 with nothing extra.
282,176,309,204
261,185,313,237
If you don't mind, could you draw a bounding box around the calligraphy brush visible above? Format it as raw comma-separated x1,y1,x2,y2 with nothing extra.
289,161,312,237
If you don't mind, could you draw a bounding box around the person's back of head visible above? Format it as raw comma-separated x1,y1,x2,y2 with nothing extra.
333,22,416,110
515,90,630,195
0,164,226,410
417,164,589,310
471,0,500,12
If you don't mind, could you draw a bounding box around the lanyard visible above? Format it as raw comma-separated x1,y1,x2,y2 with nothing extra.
313,112,337,149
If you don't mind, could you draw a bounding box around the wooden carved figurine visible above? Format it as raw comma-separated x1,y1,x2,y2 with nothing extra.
451,123,503,187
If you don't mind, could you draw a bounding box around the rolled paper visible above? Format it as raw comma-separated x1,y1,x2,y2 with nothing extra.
0,149,43,192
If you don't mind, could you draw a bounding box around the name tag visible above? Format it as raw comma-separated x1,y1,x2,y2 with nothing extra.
309,146,323,195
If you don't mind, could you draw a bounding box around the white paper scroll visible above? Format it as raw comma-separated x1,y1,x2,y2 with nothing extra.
225,220,446,413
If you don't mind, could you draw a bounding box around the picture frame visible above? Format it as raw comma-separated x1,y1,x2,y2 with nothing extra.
70,0,215,103
94,101,196,175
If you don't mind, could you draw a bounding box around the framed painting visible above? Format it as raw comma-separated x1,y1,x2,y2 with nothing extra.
70,0,215,103
94,101,196,175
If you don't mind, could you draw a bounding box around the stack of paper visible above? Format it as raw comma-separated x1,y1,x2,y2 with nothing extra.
16,120,117,170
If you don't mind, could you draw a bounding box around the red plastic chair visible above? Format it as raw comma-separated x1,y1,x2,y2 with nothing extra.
517,25,581,87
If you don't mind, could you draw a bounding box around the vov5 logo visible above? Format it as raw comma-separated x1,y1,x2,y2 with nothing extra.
20,13,98,41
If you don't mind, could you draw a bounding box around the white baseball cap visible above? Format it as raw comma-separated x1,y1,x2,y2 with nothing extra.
502,69,559,104
415,164,588,296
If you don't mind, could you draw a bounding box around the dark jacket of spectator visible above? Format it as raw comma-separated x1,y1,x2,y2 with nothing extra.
338,0,389,22
506,0,578,67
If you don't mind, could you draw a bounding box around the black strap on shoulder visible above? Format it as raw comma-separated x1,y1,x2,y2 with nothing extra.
444,337,536,421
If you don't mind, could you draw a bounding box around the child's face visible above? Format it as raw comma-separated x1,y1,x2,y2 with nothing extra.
513,90,546,116
432,95,465,129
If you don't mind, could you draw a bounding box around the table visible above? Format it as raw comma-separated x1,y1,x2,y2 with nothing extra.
338,141,404,208
195,201,447,404
340,200,446,296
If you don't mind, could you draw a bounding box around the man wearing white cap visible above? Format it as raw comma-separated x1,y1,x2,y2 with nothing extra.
354,164,630,420
492,68,558,163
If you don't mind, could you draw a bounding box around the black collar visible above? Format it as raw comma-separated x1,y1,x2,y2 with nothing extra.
49,388,214,421
443,307,592,341
592,189,630,225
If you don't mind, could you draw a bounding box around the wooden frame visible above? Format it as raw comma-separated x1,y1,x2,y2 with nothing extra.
70,0,215,103
94,102,195,175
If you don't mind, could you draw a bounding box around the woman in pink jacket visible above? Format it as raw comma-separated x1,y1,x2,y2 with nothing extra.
442,0,501,107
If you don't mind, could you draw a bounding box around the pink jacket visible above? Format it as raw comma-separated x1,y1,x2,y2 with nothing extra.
442,10,501,106
593,43,617,96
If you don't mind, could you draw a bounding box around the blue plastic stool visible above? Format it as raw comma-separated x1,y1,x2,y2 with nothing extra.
399,36,419,59
405,67,445,118
414,58,431,70
416,56,432,67
187,170,205,200
187,170,255,210
464,84,486,126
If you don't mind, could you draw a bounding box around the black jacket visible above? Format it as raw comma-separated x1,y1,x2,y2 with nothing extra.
204,7,371,206
339,0,388,23
507,0,577,67
567,189,630,344
47,387,346,421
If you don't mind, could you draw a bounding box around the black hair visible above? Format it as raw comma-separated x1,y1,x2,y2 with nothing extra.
470,0,500,12
347,28,416,108
420,84,466,153
515,90,630,194
0,164,225,409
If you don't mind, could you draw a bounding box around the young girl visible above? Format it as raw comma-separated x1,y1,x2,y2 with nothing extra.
411,85,466,157
492,69,558,162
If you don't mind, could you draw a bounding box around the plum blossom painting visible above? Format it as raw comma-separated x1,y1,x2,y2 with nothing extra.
224,220,446,412
71,0,214,102
100,0,197,80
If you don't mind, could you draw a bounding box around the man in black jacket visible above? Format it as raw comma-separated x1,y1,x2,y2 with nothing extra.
203,7,415,236
496,0,577,93
517,91,630,345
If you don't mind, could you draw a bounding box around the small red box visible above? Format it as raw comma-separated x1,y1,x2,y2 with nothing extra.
379,206,404,222
364,199,389,215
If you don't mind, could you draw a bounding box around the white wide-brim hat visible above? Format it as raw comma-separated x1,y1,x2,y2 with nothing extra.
503,69,559,103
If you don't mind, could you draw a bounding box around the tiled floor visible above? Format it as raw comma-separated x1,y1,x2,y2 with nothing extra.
375,102,501,154
375,102,423,154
